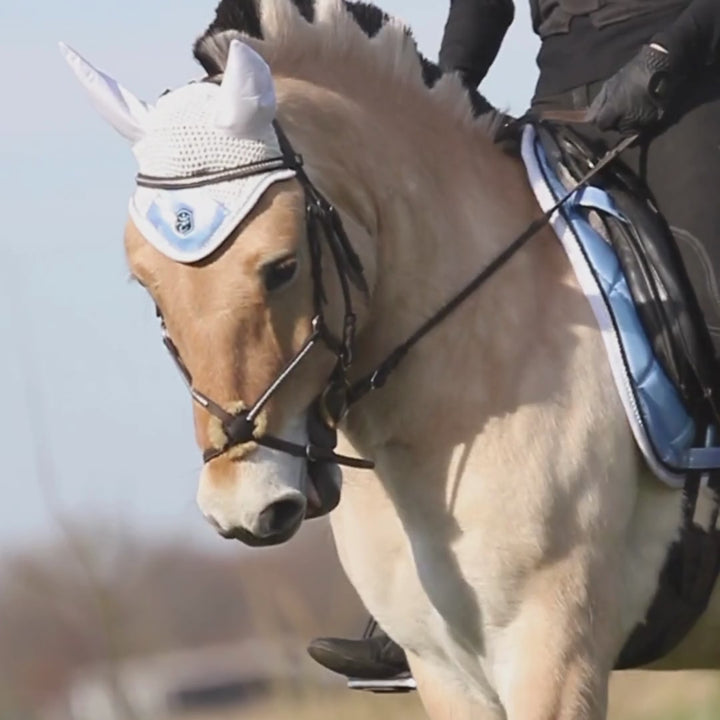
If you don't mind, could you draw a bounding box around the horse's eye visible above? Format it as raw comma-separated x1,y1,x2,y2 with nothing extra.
263,255,298,293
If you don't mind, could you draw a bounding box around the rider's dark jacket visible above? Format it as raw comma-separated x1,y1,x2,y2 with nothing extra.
439,0,720,97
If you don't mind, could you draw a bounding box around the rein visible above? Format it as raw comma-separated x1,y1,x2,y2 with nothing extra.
346,130,639,406
150,121,636,471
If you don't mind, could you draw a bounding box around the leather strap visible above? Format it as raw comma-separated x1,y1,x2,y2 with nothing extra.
533,108,590,124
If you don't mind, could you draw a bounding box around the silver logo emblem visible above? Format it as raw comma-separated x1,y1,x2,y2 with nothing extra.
175,208,194,235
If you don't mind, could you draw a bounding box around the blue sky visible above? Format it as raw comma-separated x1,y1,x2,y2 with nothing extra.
0,1,538,550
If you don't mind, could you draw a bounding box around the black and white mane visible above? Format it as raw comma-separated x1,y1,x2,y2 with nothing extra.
193,0,502,137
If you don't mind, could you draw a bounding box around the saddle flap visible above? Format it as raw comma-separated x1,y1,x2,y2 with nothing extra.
536,122,718,423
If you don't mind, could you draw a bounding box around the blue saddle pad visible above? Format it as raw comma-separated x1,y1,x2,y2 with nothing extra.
521,125,720,486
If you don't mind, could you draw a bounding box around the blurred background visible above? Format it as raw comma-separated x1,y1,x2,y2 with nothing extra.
1,0,719,718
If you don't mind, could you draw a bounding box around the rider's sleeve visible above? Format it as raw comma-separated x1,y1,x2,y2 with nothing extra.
439,0,515,87
652,0,720,71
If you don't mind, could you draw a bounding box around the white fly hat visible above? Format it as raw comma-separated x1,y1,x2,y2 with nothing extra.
61,39,296,263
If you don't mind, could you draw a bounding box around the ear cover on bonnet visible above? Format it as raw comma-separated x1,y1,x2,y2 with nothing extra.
59,42,150,143
215,39,278,139
61,38,297,264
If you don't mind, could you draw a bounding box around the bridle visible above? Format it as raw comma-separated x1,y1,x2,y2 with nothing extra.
138,118,636,476
141,121,375,471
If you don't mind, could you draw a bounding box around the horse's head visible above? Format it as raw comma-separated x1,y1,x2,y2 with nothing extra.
62,39,372,546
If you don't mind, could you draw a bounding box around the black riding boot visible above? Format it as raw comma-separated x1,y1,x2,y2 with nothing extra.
307,625,409,679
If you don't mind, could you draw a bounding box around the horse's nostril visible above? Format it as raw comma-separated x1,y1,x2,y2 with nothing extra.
259,499,305,536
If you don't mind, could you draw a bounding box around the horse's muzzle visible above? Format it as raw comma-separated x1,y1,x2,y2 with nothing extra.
208,496,307,546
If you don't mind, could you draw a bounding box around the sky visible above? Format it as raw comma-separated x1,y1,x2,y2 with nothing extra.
0,1,539,551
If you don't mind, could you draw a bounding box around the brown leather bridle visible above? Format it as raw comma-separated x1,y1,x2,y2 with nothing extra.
144,121,375,477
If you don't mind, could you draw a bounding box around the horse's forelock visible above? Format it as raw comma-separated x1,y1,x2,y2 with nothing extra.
193,0,502,139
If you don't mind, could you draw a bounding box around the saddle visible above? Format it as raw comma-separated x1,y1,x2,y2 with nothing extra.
528,121,720,669
538,122,718,422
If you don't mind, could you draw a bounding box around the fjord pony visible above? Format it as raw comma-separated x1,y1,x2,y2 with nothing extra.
63,1,720,717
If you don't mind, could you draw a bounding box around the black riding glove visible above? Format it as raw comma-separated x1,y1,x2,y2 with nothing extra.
586,44,680,133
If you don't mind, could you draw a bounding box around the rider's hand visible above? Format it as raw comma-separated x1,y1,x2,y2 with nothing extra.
586,44,680,134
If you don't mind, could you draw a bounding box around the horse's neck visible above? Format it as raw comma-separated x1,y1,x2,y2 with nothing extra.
278,80,565,456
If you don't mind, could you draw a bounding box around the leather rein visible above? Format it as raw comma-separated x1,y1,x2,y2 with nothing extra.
145,120,636,472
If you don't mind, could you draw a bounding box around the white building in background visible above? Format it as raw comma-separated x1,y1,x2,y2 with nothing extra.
50,638,339,720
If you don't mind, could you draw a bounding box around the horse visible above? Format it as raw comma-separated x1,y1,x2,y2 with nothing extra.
61,1,720,718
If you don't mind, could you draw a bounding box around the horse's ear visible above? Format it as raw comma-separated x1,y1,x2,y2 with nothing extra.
215,39,277,139
59,42,150,144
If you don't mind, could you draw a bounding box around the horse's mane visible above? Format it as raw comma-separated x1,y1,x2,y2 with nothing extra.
193,0,502,138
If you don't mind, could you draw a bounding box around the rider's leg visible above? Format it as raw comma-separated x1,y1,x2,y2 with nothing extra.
534,69,720,359
628,70,720,355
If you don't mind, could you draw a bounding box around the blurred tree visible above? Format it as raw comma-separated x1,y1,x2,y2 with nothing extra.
0,518,365,717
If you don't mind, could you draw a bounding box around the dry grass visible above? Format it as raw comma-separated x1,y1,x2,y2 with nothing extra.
174,672,720,720
179,687,426,720
609,671,720,720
